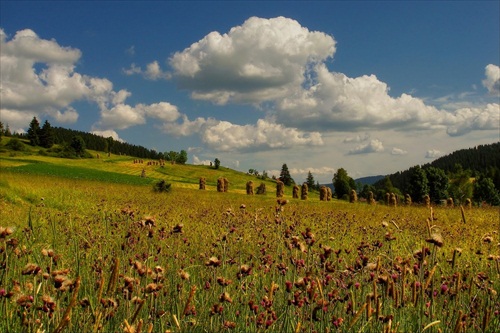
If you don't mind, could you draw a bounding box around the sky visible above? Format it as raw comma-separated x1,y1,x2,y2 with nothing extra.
1,1,499,183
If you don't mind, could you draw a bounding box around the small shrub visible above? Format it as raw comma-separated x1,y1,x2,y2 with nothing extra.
6,137,26,151
153,180,171,193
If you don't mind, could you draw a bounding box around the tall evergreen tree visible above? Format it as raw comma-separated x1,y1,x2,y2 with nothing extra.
27,117,41,146
5,124,12,136
0,121,4,140
39,120,55,148
279,163,294,186
306,171,315,190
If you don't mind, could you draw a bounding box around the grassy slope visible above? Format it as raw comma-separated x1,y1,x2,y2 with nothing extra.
0,137,303,206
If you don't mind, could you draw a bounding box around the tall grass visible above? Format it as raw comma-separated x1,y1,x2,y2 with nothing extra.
0,171,499,332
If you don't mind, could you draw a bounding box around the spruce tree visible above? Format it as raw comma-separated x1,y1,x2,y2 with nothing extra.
39,120,55,148
27,117,41,146
306,171,315,190
279,163,294,186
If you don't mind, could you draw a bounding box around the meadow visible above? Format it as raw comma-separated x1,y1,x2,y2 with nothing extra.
0,149,499,332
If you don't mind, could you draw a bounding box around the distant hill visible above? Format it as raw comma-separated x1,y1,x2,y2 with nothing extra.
354,175,384,185
374,142,500,192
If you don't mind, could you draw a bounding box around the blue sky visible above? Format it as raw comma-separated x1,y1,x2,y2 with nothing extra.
1,1,499,183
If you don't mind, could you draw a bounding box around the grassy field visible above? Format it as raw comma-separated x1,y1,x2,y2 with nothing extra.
0,143,499,332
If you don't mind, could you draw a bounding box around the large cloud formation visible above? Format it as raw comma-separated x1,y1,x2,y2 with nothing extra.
0,28,180,138
167,16,499,143
162,117,323,152
170,16,336,104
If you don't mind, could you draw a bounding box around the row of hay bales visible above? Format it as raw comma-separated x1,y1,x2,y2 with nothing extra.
199,177,473,208
201,178,334,201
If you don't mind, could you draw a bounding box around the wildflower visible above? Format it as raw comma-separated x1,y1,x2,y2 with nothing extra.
385,232,396,241
426,233,444,247
483,236,493,243
239,264,252,277
223,321,236,329
41,248,55,257
172,223,183,233
145,283,162,293
16,294,34,308
205,256,221,267
0,226,14,238
21,263,41,275
219,292,233,303
216,276,232,286
179,270,190,280
440,284,449,294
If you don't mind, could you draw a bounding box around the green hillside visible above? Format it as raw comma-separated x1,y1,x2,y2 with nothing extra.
0,136,284,196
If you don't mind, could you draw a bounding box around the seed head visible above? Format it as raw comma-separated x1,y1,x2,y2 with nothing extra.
426,233,444,247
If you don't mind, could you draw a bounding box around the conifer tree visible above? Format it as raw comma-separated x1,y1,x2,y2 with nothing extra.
279,163,294,186
27,117,41,146
39,120,55,148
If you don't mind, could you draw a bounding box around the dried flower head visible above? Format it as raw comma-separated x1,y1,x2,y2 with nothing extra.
205,256,222,267
21,263,41,275
426,233,444,247
483,236,493,243
0,226,14,238
178,270,190,280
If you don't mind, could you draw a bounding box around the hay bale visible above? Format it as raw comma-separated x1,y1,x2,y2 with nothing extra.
140,169,146,178
199,177,206,190
327,187,332,201
256,183,266,195
389,193,397,207
447,197,454,208
424,194,431,208
319,186,328,201
292,185,299,199
368,191,375,205
217,177,224,192
464,198,472,209
405,193,412,206
276,180,284,198
301,183,308,200
246,181,254,195
223,178,229,192
385,192,390,205
349,189,358,203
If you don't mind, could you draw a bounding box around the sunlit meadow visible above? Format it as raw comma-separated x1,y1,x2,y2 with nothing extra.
0,151,499,333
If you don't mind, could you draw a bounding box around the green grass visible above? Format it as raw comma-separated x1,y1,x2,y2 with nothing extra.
0,140,499,333
4,162,155,185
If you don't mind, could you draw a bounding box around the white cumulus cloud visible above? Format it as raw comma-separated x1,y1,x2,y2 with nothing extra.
425,149,444,159
162,116,323,152
123,61,171,80
92,129,124,142
391,147,408,155
169,16,336,104
348,139,385,155
483,64,500,95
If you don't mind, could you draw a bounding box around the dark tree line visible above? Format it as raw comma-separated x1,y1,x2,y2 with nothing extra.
2,118,170,160
372,142,500,205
